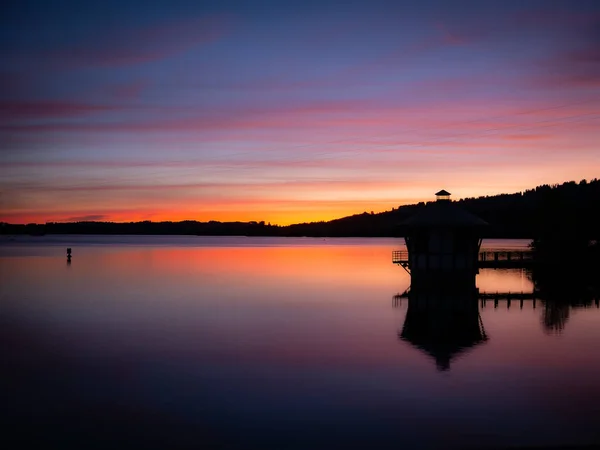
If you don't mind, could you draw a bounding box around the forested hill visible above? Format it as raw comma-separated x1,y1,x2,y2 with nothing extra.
283,179,600,238
2,179,599,238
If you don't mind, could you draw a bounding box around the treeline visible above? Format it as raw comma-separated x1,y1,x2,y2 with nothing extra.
2,178,599,238
285,178,600,238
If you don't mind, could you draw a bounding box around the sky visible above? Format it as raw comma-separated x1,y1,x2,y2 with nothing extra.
1,0,599,225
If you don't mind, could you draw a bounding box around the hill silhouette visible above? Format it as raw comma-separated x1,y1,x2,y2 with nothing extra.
2,178,599,239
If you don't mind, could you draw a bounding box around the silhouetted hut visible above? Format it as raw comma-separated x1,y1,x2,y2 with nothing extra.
402,190,488,286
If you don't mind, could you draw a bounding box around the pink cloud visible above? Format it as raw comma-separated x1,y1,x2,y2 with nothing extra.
501,134,552,141
251,24,478,93
533,45,600,89
528,73,600,89
0,98,375,133
433,22,476,46
1,95,597,163
3,178,427,195
522,10,600,91
568,48,600,64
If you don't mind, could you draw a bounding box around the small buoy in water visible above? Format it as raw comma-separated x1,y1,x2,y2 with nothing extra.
67,248,72,258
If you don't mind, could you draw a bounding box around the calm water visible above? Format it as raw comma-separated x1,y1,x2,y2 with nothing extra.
2,236,600,449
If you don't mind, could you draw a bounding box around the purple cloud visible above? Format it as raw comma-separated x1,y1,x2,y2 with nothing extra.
0,100,116,120
107,80,150,100
64,214,107,222
47,15,231,68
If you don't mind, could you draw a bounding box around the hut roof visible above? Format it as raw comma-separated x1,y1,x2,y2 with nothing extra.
402,200,488,227
435,189,451,196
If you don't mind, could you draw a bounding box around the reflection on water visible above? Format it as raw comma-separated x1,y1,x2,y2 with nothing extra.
1,236,600,449
399,284,487,372
394,265,600,371
530,265,600,334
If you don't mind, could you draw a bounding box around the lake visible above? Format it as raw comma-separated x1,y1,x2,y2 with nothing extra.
2,236,600,449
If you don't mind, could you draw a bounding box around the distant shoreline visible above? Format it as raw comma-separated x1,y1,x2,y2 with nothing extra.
2,178,598,240
0,229,535,239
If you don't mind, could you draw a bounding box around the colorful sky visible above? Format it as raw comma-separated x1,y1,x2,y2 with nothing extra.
1,0,599,225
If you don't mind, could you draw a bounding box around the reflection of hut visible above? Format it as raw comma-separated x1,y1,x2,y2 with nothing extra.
402,190,488,287
400,285,487,371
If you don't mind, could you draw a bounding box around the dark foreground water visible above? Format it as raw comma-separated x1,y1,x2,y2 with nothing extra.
1,236,599,449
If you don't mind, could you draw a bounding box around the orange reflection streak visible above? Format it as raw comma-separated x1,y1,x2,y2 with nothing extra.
141,245,408,291
477,269,534,293
24,244,407,297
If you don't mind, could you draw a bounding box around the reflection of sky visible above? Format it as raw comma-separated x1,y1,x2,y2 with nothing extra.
477,268,532,292
1,0,600,224
2,239,600,447
0,237,600,448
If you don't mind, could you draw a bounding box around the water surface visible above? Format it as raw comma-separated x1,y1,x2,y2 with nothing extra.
2,236,599,449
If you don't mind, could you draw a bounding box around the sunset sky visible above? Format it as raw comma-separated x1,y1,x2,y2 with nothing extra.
1,0,599,225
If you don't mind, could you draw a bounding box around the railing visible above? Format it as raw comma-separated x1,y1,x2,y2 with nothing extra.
392,249,534,265
392,250,409,264
478,250,533,261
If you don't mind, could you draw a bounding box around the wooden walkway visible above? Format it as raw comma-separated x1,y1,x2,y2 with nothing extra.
478,250,535,268
393,292,600,309
392,250,536,269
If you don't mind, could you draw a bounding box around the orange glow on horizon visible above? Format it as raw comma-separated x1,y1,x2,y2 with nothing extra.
1,199,424,226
